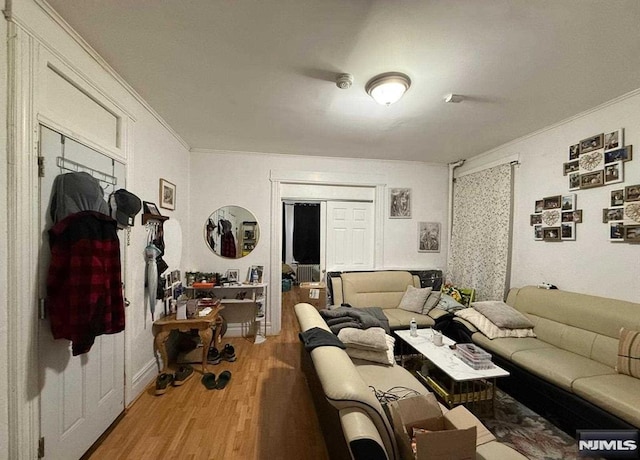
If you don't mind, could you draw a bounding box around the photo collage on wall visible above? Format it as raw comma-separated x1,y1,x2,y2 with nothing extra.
531,193,582,242
564,129,632,191
603,184,640,243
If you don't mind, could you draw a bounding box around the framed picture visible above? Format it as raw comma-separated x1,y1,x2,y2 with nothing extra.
580,170,604,189
604,146,632,163
579,133,604,154
611,189,625,207
605,207,624,222
542,227,561,241
159,178,176,210
568,172,580,191
418,222,440,253
542,195,561,210
562,210,582,223
530,214,542,225
389,188,411,218
578,149,604,174
625,184,640,202
603,129,623,152
534,225,543,241
623,225,640,243
143,201,161,216
249,265,264,283
569,143,580,160
561,222,575,241
534,200,544,213
610,222,624,241
227,269,239,283
604,161,623,185
171,270,181,284
561,194,575,211
626,203,640,224
563,160,579,176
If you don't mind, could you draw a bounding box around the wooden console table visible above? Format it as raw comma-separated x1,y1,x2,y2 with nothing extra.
152,303,224,373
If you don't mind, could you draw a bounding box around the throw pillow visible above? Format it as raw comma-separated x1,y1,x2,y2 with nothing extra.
454,308,536,340
346,334,395,365
422,291,442,315
337,327,388,351
617,328,640,379
471,300,534,329
437,294,466,312
398,285,432,314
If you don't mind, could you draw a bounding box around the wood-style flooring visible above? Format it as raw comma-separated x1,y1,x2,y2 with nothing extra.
85,287,329,460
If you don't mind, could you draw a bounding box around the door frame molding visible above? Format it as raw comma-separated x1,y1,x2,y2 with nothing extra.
269,170,385,334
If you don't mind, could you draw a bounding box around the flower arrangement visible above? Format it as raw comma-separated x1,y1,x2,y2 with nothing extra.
441,283,463,302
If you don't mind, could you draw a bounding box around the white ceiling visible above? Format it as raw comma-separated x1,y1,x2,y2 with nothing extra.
46,0,640,163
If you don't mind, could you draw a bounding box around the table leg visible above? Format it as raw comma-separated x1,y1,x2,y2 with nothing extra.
199,327,213,373
154,330,171,374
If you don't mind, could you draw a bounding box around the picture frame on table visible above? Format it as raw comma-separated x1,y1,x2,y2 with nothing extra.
417,222,440,253
227,269,239,283
143,201,162,216
389,188,411,218
610,222,624,241
580,170,604,189
604,146,632,164
159,178,176,211
603,129,623,152
611,189,625,207
249,265,264,283
579,133,604,154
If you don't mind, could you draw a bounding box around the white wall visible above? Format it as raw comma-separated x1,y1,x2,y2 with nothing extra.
187,151,449,334
457,90,640,303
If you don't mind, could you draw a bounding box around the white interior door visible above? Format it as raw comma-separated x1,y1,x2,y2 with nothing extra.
38,126,125,459
325,201,374,272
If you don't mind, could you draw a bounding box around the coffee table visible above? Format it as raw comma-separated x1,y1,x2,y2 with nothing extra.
396,329,509,413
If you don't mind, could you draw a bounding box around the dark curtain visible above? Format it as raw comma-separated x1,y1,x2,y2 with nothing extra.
293,204,320,264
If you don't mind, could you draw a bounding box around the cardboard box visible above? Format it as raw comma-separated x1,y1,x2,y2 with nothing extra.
387,393,495,460
299,282,326,310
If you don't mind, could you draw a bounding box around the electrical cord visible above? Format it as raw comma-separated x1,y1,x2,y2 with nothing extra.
369,385,421,404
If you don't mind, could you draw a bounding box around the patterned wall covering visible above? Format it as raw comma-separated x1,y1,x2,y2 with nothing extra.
448,163,513,301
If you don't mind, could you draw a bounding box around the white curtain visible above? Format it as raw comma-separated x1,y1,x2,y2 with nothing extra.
448,163,513,301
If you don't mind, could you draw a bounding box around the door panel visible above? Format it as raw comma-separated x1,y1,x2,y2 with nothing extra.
38,126,125,460
326,201,374,271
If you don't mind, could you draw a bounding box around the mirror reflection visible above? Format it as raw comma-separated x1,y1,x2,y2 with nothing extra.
205,206,259,259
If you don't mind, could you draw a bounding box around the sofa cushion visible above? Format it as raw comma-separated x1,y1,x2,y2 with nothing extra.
383,308,435,330
617,328,640,379
472,333,555,360
510,348,616,391
346,335,395,365
338,327,388,351
572,373,640,428
437,294,466,312
398,285,432,313
471,301,534,329
423,290,442,314
455,308,536,339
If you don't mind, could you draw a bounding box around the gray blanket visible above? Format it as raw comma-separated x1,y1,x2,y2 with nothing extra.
319,307,390,335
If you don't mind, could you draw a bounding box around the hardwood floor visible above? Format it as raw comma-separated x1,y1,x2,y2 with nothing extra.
86,287,329,460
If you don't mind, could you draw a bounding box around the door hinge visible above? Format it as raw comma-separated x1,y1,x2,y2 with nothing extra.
38,437,44,458
39,298,46,320
37,156,45,177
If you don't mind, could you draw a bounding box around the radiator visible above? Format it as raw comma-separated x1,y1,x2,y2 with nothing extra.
296,264,320,283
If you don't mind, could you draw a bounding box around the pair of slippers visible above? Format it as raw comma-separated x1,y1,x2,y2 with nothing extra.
201,370,231,390
155,364,194,395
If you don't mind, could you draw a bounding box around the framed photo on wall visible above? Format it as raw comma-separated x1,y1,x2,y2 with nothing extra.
389,188,411,218
418,222,440,253
159,178,176,210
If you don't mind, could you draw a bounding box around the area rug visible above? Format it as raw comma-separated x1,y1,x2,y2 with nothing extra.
475,389,586,460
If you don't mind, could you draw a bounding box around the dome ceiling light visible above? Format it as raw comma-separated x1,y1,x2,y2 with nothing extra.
365,72,411,106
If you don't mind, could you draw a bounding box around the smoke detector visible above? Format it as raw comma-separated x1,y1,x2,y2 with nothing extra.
336,73,354,89
444,93,464,103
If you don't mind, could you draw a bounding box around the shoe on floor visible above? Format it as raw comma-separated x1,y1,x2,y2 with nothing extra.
215,370,232,390
155,373,174,395
201,372,216,390
221,344,236,362
173,364,194,386
208,347,221,365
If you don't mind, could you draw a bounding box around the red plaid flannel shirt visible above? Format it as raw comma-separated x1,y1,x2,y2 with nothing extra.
46,211,125,355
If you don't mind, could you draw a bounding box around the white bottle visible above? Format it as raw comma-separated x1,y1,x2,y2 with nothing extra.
410,318,418,337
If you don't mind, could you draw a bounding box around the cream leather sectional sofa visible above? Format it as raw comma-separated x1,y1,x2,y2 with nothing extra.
453,286,640,432
328,270,449,330
295,302,527,460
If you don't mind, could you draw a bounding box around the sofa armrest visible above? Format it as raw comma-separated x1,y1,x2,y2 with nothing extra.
453,316,479,334
340,408,389,460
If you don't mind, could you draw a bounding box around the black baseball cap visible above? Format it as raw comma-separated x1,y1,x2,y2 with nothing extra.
110,189,142,228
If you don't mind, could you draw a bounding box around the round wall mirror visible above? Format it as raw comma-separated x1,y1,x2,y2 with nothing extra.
204,206,259,259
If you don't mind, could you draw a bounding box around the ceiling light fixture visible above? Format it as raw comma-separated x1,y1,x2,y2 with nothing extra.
365,72,411,106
